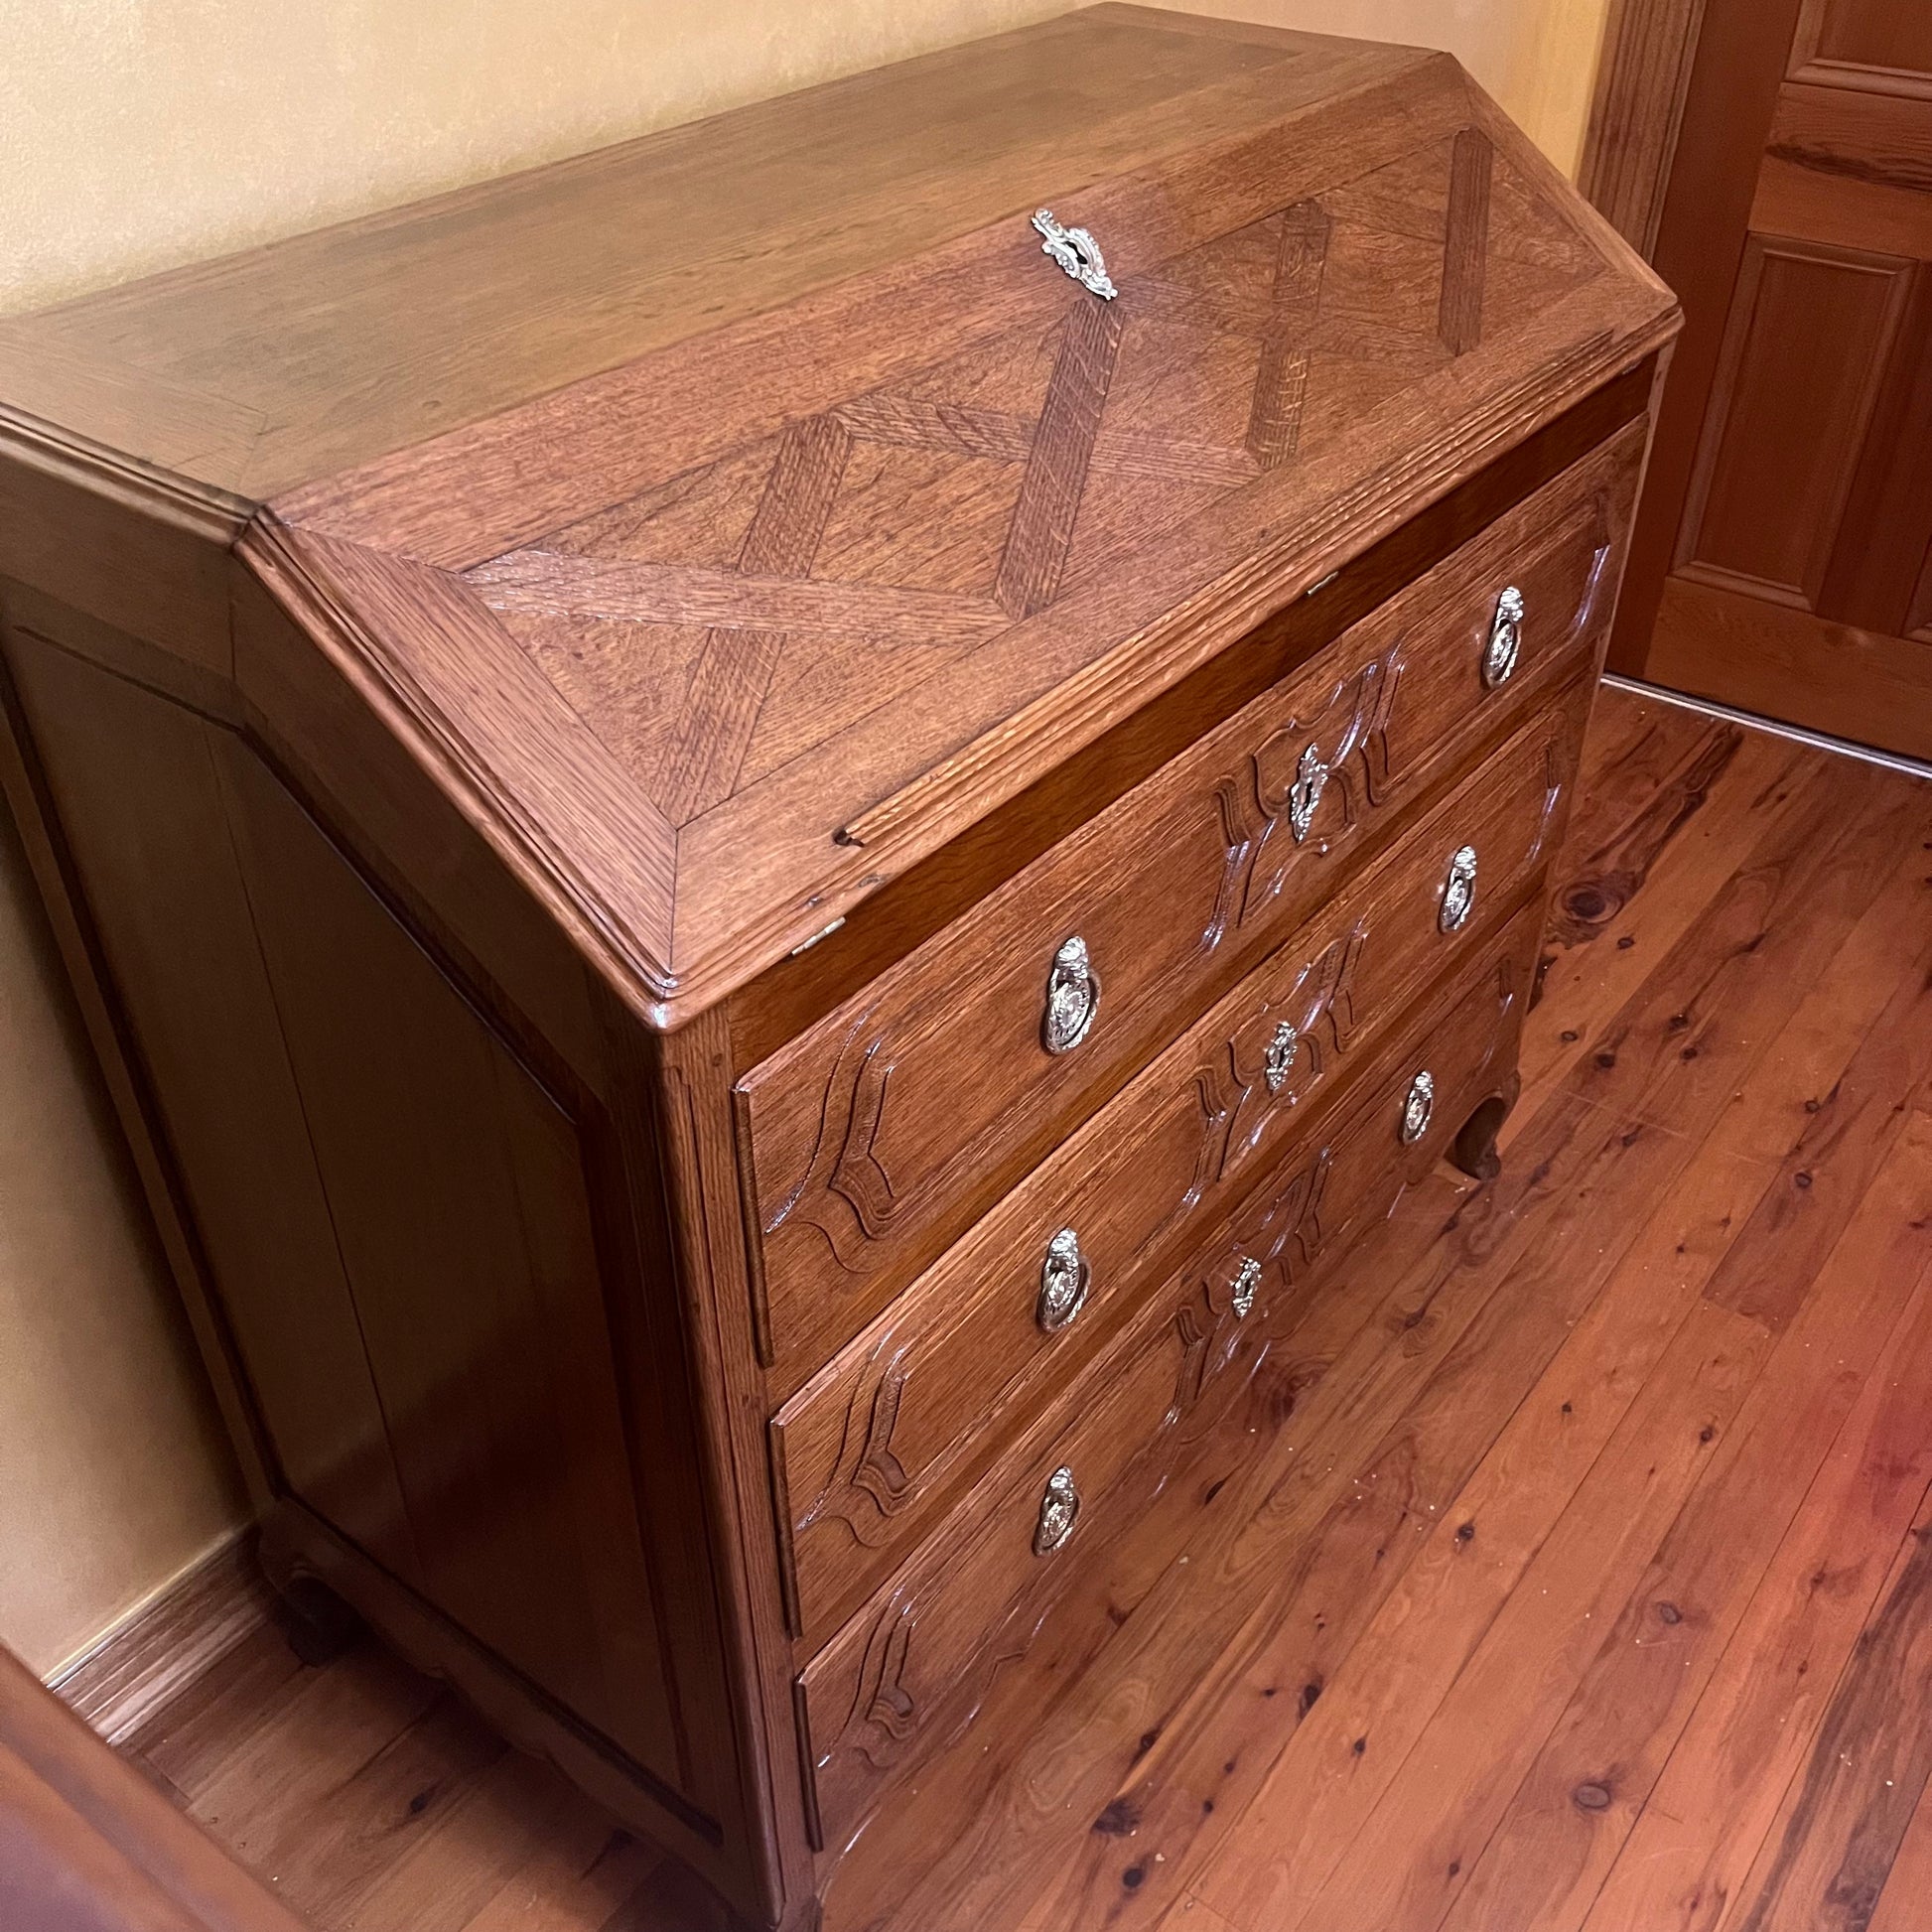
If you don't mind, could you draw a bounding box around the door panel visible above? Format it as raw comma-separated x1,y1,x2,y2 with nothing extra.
1792,0,1932,84
1677,236,1912,605
1605,0,1932,759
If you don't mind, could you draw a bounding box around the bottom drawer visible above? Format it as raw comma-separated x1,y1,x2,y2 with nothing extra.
796,888,1544,1850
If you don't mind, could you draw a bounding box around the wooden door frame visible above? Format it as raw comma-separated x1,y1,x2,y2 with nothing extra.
1579,0,1712,257
1580,0,1816,682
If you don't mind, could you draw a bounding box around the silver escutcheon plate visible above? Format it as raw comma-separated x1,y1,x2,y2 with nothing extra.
1042,934,1100,1055
1037,1227,1092,1333
1440,844,1479,933
1231,1255,1263,1319
1032,207,1118,301
1484,586,1525,688
1035,1465,1081,1554
1265,1020,1301,1094
1401,1069,1436,1145
1289,743,1329,844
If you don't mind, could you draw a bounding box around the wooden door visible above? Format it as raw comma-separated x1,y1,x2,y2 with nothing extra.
1604,0,1932,759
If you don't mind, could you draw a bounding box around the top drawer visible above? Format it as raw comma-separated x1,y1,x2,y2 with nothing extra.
739,426,1641,1393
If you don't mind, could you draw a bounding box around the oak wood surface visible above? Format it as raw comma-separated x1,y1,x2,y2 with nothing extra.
0,18,1679,1930
0,8,1383,501
87,688,1932,1932
0,6,1674,1021
740,434,1638,1393
797,889,1544,1856
770,692,1585,1648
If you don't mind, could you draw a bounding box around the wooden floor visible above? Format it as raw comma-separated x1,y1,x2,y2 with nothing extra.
100,686,1932,1932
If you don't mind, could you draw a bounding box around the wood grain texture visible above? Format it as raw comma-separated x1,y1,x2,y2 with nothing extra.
1580,0,1713,254
58,688,1932,1932
724,361,1657,1073
771,696,1583,1649
0,21,1682,1930
0,7,1376,499
0,1644,311,1932
50,1540,273,1753
818,701,1927,1932
740,434,1637,1392
260,53,1667,1016
798,895,1545,1856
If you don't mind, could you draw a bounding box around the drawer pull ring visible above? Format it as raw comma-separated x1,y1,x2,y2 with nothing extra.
1440,845,1479,933
1032,208,1118,302
1231,1255,1263,1319
1484,586,1525,688
1037,1227,1092,1333
1401,1069,1436,1145
1289,744,1329,844
1265,1021,1301,1095
1035,1465,1082,1554
1042,934,1100,1054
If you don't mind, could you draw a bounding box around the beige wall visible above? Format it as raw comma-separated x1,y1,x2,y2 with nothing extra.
0,810,241,1677
1,0,1613,319
0,0,1608,1675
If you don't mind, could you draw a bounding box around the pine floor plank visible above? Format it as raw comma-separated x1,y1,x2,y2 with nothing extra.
1434,1113,1932,1932
453,1806,660,1932
1182,771,1932,1932
1517,721,1795,1126
124,1615,314,1799
329,1747,602,1932
1254,1294,1775,1932
1866,1771,1932,1932
1581,1169,1932,1931
1714,1466,1932,1932
204,1687,506,1927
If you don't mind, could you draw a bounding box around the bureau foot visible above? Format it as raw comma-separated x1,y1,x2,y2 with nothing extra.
1449,1079,1519,1182
271,1573,365,1667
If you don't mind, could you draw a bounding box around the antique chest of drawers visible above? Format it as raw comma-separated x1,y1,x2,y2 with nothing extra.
0,9,1677,1927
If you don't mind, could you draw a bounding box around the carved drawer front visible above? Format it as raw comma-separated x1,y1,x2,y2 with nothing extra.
770,683,1587,1646
796,892,1545,1854
742,429,1638,1398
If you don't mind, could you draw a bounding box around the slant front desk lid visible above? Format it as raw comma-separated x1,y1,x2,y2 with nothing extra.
0,5,1675,1023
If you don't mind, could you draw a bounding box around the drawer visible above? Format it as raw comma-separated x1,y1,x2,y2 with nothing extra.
741,427,1640,1396
795,892,1544,1850
770,683,1587,1647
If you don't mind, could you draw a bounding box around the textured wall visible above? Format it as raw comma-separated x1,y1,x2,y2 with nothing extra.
0,810,241,1676
0,0,1608,1675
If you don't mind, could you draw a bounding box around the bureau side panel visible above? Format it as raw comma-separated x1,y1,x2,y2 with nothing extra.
0,611,687,1793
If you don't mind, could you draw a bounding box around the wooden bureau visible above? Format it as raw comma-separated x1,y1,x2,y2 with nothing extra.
0,10,1677,1927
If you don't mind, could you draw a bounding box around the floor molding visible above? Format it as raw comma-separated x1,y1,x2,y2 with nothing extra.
1602,673,1932,781
48,1530,276,1745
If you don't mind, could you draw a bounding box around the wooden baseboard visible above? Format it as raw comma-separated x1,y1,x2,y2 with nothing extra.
47,1531,275,1745
1641,576,1932,762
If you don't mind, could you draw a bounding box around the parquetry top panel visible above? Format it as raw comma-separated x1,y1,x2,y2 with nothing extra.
251,38,1672,1020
